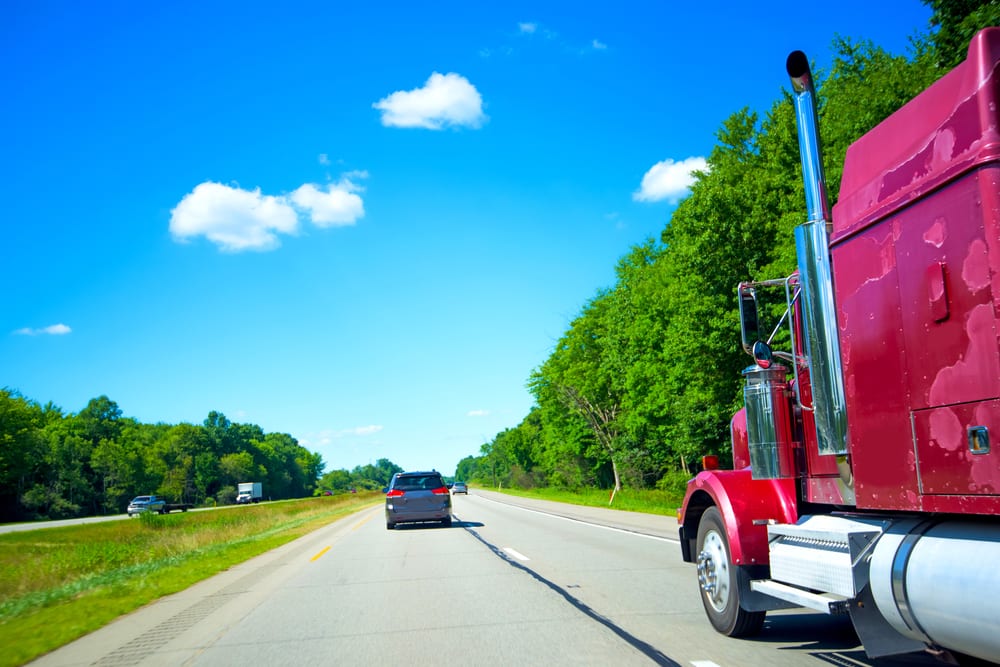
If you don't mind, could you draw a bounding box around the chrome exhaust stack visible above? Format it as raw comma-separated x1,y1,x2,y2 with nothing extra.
786,51,848,457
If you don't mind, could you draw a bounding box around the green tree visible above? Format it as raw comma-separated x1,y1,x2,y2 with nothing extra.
153,423,205,502
91,420,148,514
317,468,354,494
0,390,48,521
530,292,627,491
926,0,1000,67
350,458,403,489
219,451,261,487
76,395,124,446
454,455,479,483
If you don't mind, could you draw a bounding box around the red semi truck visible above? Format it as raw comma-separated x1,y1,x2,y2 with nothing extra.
677,28,1000,664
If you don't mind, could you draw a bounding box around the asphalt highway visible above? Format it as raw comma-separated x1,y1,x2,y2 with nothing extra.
29,490,939,666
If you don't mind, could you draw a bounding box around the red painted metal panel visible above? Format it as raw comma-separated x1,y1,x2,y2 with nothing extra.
895,171,1000,410
912,399,1000,496
796,368,841,482
832,28,1000,243
983,167,1000,345
916,495,1000,514
730,408,750,471
832,222,917,510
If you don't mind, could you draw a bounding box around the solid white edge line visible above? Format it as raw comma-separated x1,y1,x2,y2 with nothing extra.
502,547,530,561
691,661,722,667
474,494,679,543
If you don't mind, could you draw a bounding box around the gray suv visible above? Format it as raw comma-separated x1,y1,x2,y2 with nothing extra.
384,471,452,530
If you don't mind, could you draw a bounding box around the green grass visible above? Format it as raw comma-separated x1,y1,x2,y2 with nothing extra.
0,494,380,667
482,485,683,516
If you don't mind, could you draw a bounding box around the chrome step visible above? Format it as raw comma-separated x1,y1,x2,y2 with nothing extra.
750,579,850,614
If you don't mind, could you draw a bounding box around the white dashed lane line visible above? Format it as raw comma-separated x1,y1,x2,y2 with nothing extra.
502,547,530,561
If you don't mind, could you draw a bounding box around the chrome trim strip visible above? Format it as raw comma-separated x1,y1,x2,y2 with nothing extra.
890,521,935,644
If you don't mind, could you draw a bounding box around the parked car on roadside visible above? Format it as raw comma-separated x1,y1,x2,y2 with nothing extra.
384,471,452,530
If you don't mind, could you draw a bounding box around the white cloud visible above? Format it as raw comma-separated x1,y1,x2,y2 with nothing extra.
296,424,384,454
373,72,487,130
516,21,558,41
318,154,330,166
467,409,490,417
13,323,72,336
291,174,366,228
633,157,708,203
171,174,368,252
169,182,299,252
338,425,384,437
592,39,608,50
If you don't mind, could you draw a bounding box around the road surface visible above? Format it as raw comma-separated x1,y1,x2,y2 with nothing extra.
30,490,938,666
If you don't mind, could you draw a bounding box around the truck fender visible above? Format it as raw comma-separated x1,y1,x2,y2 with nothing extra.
678,469,797,567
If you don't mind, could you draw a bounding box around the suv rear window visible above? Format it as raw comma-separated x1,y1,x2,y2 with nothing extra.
392,474,444,491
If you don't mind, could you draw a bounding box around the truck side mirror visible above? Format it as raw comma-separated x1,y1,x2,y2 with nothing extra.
739,284,760,355
752,340,774,369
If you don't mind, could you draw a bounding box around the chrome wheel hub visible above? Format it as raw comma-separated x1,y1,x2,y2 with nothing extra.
696,530,730,613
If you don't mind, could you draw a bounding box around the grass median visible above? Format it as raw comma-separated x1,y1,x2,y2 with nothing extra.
482,485,682,516
0,493,380,667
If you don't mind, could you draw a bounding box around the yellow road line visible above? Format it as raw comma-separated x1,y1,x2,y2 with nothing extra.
311,508,376,561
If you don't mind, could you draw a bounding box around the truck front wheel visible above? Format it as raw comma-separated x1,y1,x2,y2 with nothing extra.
695,506,765,637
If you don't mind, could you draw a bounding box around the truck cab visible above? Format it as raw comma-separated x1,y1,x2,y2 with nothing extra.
678,28,1000,665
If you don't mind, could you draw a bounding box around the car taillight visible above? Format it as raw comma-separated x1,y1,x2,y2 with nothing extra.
431,487,450,495
386,489,405,498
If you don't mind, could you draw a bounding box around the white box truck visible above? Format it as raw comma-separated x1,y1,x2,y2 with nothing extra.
236,482,263,504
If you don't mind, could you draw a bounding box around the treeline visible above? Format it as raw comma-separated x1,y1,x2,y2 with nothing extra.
460,2,999,493
316,458,404,494
0,389,323,522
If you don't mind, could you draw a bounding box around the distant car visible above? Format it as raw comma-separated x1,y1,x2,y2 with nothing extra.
451,482,468,494
384,471,452,530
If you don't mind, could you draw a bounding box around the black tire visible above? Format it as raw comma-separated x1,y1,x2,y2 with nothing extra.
695,506,765,637
386,521,395,530
441,517,452,528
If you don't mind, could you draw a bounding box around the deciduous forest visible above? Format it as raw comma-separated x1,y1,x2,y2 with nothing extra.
457,1,1000,494
0,391,326,521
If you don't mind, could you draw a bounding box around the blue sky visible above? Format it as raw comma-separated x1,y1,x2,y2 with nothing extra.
2,1,933,476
